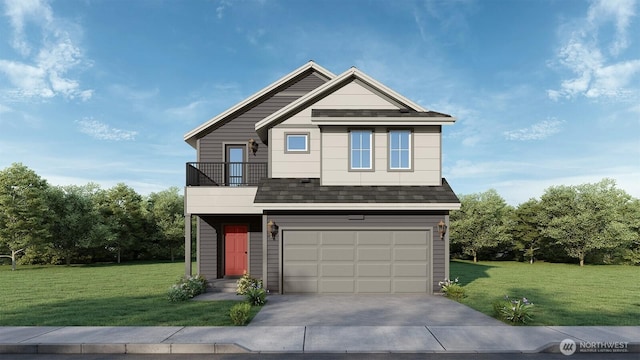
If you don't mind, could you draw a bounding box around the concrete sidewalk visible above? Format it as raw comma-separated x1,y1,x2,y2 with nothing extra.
0,325,638,354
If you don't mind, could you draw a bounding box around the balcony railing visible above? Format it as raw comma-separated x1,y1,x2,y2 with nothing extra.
186,162,268,186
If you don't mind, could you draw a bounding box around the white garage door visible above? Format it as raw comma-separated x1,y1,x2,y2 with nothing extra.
283,230,431,294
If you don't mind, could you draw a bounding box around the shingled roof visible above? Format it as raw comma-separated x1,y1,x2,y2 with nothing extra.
311,109,452,118
254,178,460,204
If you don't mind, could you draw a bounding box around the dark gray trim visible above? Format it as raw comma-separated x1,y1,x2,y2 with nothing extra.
348,128,375,172
284,132,310,154
387,128,414,172
312,108,453,118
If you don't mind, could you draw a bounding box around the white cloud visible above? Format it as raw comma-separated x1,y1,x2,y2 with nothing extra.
503,119,564,141
0,0,92,100
548,0,640,101
76,118,138,141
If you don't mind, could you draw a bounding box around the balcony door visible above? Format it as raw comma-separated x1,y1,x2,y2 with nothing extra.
225,145,245,186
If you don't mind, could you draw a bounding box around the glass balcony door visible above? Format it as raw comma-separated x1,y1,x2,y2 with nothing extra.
225,145,246,186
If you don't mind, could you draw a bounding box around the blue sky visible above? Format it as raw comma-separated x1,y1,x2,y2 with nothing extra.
0,0,638,205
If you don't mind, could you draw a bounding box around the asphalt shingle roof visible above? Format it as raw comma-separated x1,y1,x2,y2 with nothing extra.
311,109,452,118
254,178,459,203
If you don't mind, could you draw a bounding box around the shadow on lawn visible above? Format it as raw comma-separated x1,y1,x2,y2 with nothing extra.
449,260,497,286
0,295,249,326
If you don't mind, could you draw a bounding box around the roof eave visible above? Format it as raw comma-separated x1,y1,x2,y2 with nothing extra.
255,202,461,210
310,116,457,126
183,61,336,148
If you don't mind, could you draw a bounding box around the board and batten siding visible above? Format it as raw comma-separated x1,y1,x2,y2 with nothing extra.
263,212,448,293
197,216,263,281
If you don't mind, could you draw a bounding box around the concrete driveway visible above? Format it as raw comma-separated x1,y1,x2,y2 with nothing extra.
248,294,505,326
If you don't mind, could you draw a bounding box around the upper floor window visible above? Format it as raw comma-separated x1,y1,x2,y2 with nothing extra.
285,133,309,153
350,130,373,170
389,130,411,170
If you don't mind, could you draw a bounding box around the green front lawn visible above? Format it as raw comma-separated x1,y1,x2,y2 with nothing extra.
450,260,640,325
0,262,259,326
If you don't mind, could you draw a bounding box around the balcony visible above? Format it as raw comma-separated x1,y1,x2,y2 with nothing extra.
186,162,268,186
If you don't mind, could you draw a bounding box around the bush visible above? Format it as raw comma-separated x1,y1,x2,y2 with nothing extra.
438,278,466,301
167,275,207,302
236,272,263,295
245,287,266,306
229,302,251,325
493,295,534,325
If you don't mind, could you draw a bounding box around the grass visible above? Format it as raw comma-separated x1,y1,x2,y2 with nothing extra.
0,262,260,326
450,260,640,326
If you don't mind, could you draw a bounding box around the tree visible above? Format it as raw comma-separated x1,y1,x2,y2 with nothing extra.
46,184,101,265
511,199,543,264
450,189,513,262
147,187,184,261
539,179,636,266
95,183,146,263
0,163,50,270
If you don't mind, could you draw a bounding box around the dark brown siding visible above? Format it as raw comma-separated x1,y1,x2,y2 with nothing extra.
264,211,448,293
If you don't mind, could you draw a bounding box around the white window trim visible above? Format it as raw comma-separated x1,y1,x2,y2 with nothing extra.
349,129,374,171
285,133,310,154
388,129,413,171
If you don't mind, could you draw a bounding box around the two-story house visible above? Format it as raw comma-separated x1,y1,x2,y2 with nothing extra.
183,61,460,294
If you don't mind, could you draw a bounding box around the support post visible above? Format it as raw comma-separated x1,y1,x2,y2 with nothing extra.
185,213,192,277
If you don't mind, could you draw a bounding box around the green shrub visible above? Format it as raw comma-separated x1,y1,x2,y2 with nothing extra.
493,295,534,325
167,275,207,302
229,302,251,325
438,278,466,301
236,273,263,295
245,287,266,306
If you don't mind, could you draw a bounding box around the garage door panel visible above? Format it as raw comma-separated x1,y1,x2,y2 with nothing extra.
321,231,355,245
285,231,319,245
285,247,318,261
321,279,354,293
321,247,354,261
394,279,427,293
357,231,392,245
394,231,428,245
358,247,391,261
394,248,427,261
321,264,354,277
285,279,318,293
283,229,430,294
284,263,317,277
394,263,428,276
357,279,391,293
357,263,391,277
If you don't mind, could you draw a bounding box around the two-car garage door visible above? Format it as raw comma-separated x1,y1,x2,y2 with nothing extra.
282,229,431,294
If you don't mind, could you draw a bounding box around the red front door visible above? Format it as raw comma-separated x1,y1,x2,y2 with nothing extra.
224,225,247,276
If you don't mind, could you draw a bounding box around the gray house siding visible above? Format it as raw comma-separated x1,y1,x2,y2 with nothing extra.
198,72,329,163
197,215,262,281
263,211,448,293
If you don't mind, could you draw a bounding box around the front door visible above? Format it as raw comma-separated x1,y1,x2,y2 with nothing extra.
224,225,247,276
225,145,245,186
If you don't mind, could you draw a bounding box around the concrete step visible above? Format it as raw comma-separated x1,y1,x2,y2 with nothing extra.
208,279,238,293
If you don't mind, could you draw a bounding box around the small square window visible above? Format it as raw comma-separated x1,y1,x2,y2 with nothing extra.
285,133,309,153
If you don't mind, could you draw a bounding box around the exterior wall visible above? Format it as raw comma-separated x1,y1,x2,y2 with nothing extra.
270,127,321,178
321,126,441,186
198,71,328,163
262,211,447,293
186,187,261,214
197,215,263,280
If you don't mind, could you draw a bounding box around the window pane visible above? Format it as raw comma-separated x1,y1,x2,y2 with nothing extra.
351,150,360,168
287,135,307,151
361,150,371,168
389,131,411,169
350,130,372,169
400,150,409,168
390,132,399,149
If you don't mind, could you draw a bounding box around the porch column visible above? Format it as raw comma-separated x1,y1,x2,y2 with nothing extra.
185,213,192,277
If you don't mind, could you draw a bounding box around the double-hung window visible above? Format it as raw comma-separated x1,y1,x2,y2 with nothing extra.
350,130,373,170
389,130,411,170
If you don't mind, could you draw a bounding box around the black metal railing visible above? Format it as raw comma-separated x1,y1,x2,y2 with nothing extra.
186,162,268,186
